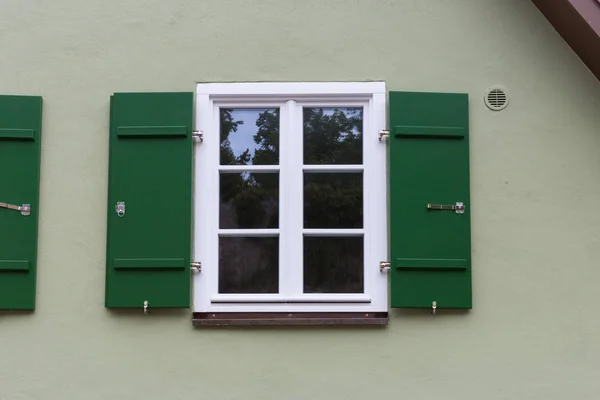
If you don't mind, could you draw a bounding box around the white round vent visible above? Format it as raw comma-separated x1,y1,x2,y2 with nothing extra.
484,87,509,111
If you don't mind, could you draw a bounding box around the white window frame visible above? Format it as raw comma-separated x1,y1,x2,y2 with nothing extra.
193,82,388,313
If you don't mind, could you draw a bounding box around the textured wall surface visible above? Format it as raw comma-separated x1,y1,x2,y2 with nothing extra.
1,1,600,399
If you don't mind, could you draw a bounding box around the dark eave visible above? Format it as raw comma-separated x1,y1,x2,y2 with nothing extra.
532,0,600,81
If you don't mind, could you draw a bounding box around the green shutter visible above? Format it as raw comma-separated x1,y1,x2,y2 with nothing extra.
105,92,194,308
389,91,472,309
0,95,43,310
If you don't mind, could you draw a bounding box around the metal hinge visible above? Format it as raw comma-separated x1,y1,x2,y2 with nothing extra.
192,130,204,142
379,261,391,272
191,262,202,272
0,202,30,216
378,130,389,141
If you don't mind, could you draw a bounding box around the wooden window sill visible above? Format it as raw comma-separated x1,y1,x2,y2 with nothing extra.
193,312,388,326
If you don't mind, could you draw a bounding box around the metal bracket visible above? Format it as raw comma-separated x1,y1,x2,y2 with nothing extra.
191,262,201,272
427,202,465,214
192,130,204,142
378,130,389,141
379,261,391,272
115,202,125,217
432,301,437,315
0,202,31,216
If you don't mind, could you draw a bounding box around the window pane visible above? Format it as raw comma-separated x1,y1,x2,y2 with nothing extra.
304,173,363,229
219,237,279,294
304,237,363,293
220,108,279,165
220,172,279,229
303,107,362,165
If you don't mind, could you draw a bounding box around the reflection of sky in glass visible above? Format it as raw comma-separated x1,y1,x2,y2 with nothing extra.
226,109,275,163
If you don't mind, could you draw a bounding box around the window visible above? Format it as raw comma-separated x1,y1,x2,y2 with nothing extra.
104,88,472,321
193,82,387,319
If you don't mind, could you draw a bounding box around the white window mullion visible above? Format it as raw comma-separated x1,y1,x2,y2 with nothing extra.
286,100,304,296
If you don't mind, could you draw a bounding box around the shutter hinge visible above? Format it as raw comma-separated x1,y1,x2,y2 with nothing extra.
378,130,389,141
191,262,202,272
0,202,30,216
192,130,204,142
379,261,391,272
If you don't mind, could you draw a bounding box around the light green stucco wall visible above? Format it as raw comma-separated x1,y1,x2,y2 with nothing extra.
1,0,600,398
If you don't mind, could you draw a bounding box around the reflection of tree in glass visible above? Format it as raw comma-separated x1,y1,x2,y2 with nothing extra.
220,109,279,229
304,107,362,165
219,109,280,293
302,108,364,293
304,237,363,293
219,108,364,294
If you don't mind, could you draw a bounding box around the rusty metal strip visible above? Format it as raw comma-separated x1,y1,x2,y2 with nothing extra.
193,312,389,326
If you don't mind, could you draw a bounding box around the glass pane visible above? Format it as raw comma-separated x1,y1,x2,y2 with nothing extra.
303,107,362,165
304,173,363,229
304,237,363,293
220,172,279,229
220,108,279,165
219,237,279,294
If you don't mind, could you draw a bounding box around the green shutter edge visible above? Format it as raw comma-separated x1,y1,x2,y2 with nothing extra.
0,95,43,310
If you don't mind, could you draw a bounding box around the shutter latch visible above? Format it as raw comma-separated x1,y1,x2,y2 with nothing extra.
0,202,31,216
427,202,465,214
378,130,389,141
192,130,204,142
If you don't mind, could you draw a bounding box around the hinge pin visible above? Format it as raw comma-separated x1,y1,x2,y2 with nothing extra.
143,300,149,315
192,130,204,142
379,261,391,272
191,262,201,272
378,130,389,141
432,301,437,315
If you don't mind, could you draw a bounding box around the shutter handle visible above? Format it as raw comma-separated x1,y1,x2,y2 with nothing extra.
0,201,30,216
427,202,465,214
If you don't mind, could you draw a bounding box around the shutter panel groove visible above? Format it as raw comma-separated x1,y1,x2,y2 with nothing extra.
0,95,43,310
389,91,472,309
105,92,193,308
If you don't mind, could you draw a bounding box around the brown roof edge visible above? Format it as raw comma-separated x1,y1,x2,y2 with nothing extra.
532,0,600,81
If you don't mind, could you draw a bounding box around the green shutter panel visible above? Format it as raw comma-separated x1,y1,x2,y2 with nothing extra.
389,91,472,309
105,92,194,308
0,95,43,310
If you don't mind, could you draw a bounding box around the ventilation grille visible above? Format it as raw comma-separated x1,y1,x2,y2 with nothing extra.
484,87,508,111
